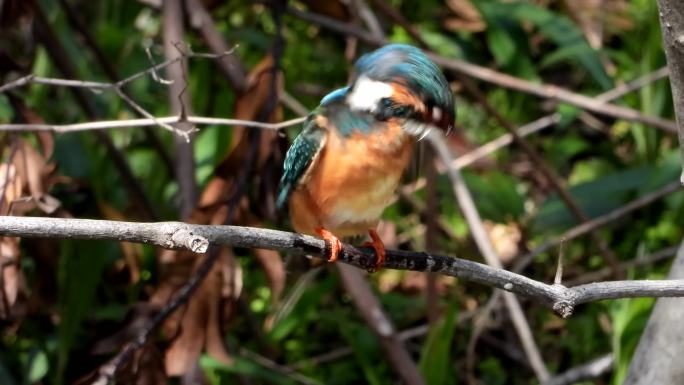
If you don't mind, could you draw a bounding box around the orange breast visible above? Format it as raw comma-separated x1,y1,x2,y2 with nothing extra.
289,122,414,237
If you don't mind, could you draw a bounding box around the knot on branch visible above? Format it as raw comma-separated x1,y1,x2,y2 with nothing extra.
551,284,579,318
552,300,575,318
162,223,209,253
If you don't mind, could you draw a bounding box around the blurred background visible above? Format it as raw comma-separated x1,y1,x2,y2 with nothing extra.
0,0,682,384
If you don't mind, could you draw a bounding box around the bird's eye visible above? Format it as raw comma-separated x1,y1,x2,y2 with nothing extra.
392,106,408,116
379,98,411,119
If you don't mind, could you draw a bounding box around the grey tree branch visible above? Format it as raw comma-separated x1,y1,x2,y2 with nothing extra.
658,0,684,181
163,0,198,218
0,48,238,141
542,354,613,385
3,216,683,320
426,131,551,381
285,6,677,134
0,116,306,133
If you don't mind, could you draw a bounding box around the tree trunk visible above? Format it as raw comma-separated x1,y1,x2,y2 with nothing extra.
624,239,684,384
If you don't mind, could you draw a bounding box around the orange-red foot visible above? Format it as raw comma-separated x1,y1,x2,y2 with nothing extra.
315,227,342,263
362,229,386,273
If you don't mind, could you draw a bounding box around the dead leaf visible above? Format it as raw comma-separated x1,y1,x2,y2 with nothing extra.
562,0,632,49
1,138,60,215
484,221,521,265
444,0,485,32
300,0,351,21
0,163,22,215
100,203,143,283
150,55,285,377
164,249,236,375
0,237,20,319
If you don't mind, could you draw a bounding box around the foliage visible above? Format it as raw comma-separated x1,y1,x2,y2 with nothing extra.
0,0,680,384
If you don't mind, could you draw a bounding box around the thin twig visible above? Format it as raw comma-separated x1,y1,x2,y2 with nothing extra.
285,6,677,134
32,3,158,221
0,48,237,139
0,116,307,133
56,0,175,176
554,239,566,285
239,349,323,385
449,66,669,171
542,354,613,385
566,245,679,286
185,0,248,91
426,132,551,381
513,181,684,274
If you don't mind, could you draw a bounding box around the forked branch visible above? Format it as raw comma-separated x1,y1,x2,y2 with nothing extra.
1,215,683,318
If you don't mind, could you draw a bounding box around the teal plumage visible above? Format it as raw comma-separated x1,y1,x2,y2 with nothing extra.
276,116,325,210
275,44,455,272
276,43,455,270
353,44,454,129
276,87,379,210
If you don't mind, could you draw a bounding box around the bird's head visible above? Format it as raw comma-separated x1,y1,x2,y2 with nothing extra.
345,44,455,138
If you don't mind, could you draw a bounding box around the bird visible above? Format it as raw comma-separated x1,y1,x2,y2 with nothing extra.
277,44,455,271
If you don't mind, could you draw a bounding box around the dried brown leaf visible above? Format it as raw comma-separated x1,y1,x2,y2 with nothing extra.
150,55,284,376
100,203,143,283
0,163,22,215
484,221,521,265
0,237,20,318
444,0,485,32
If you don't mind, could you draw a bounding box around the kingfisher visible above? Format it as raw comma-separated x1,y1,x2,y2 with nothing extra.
277,44,454,271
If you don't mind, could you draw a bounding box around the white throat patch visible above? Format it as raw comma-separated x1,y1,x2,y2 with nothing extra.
346,76,394,112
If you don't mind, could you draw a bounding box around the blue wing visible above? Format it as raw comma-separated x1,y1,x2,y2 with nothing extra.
276,117,327,209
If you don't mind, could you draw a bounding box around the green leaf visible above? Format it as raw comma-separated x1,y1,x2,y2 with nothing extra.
478,3,538,79
611,297,655,385
26,349,49,383
418,304,458,385
56,241,113,383
339,323,383,385
460,171,525,222
533,154,681,231
478,1,612,89
200,355,300,385
485,22,516,66
0,94,13,123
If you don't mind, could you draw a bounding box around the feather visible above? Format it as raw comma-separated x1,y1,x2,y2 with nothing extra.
276,118,326,210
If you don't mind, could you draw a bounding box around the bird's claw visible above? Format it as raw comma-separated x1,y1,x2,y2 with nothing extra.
362,229,386,273
315,227,342,263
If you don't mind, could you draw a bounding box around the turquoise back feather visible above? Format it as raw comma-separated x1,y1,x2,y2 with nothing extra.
278,44,454,209
276,88,379,209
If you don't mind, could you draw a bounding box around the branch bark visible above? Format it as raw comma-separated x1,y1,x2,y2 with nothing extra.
163,0,197,218
657,0,684,181
624,239,684,384
3,216,684,319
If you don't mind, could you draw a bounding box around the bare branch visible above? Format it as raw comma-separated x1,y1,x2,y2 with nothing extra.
285,6,677,134
1,216,684,317
542,354,613,385
657,0,684,181
0,48,237,139
514,180,684,274
554,240,566,285
426,131,551,381
450,66,670,171
0,116,307,133
3,216,684,320
567,245,679,286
